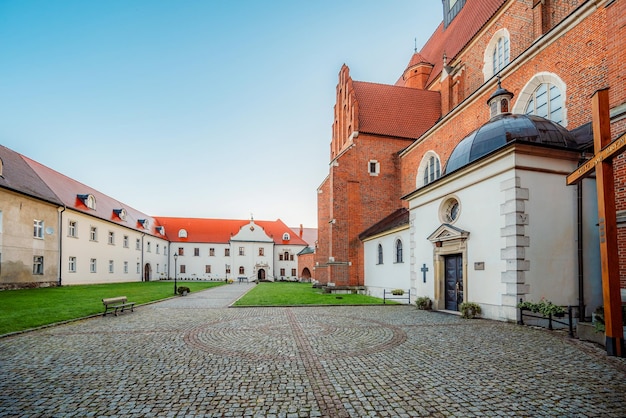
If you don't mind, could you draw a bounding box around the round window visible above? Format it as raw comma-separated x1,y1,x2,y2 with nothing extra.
440,197,461,224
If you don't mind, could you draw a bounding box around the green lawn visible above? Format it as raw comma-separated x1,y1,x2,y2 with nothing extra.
0,281,224,335
233,282,391,306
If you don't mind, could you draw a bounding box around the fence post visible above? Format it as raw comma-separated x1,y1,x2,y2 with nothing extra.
518,298,524,325
568,305,574,337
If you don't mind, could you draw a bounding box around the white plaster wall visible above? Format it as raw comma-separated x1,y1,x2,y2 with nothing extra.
363,228,411,302
274,244,304,280
61,210,168,285
170,243,231,281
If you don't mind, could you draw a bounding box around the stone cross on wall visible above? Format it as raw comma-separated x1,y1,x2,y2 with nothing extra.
421,264,429,283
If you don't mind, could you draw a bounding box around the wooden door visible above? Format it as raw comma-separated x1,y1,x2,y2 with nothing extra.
444,254,463,311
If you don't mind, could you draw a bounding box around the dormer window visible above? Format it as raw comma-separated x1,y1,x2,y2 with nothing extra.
178,229,188,238
113,209,127,221
138,219,149,229
443,0,465,28
156,226,165,235
77,194,97,210
0,158,3,176
282,232,290,241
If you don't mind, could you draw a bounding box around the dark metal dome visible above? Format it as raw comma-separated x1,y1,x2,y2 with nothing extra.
444,114,578,175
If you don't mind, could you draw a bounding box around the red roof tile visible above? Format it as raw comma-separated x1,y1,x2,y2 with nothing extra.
155,217,308,246
417,0,507,87
22,155,164,236
353,81,441,139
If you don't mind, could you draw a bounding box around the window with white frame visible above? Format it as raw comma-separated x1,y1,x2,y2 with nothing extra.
417,152,441,188
483,29,510,80
90,226,97,242
239,266,245,275
33,256,44,274
136,263,140,274
156,244,159,254
395,239,403,263
513,72,567,127
123,235,129,248
33,220,44,239
225,248,230,256
68,220,77,238
280,268,285,276
108,260,114,273
282,233,290,241
136,238,141,250
108,231,115,245
205,265,211,274
194,248,200,256
239,247,245,256
178,229,187,238
90,258,97,273
147,242,151,252
69,256,76,272
86,194,96,210
291,268,296,276
259,248,264,256
209,248,215,256
368,160,380,176
377,244,383,265
124,261,129,274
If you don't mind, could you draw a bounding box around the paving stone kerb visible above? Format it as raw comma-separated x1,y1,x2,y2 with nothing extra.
1,284,625,417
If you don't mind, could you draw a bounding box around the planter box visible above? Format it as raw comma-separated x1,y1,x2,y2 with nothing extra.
577,322,605,347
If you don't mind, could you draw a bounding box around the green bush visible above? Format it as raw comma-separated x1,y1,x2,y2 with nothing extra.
177,286,191,295
415,296,432,310
459,302,481,319
517,299,565,317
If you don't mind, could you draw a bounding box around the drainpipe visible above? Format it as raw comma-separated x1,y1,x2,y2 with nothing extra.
57,205,66,286
577,182,585,320
141,233,145,282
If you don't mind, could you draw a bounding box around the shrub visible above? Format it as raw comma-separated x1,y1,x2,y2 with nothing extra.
415,296,432,310
517,299,565,317
459,302,481,319
177,286,191,295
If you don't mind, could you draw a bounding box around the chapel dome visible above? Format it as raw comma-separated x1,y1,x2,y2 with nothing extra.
444,114,578,175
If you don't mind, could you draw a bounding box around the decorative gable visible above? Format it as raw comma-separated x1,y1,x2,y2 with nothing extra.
427,223,469,244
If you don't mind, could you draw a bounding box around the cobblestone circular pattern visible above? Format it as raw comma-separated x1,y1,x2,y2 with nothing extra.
184,312,407,360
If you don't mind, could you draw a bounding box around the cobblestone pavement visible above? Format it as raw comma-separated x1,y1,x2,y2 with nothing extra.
1,284,625,417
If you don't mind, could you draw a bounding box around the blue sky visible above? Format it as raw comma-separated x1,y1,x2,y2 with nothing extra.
0,1,442,228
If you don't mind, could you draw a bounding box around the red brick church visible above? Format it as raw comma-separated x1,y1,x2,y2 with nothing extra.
315,0,625,309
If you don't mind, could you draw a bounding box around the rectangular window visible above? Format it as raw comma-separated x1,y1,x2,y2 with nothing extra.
156,264,160,273
123,235,129,248
205,265,211,274
136,238,141,250
156,244,159,254
239,247,245,256
108,231,115,245
164,247,167,256
290,254,294,261
178,247,184,256
368,160,379,176
34,220,44,239
108,260,114,273
90,227,97,241
280,268,285,276
33,256,44,274
259,248,264,256
194,248,200,256
225,248,230,256
225,265,231,274
147,242,151,252
68,221,77,237
69,256,76,272
90,258,97,273
209,248,215,256
124,261,129,274
180,265,186,274
291,268,296,276
279,254,284,261
136,263,140,274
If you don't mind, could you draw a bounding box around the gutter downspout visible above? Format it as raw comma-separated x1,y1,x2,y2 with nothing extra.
57,205,66,286
577,182,585,319
141,233,145,282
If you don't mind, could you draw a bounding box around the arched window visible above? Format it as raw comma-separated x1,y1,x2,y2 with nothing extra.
178,229,188,238
417,151,442,188
483,29,510,81
395,239,403,263
377,244,383,265
514,72,567,127
524,83,563,125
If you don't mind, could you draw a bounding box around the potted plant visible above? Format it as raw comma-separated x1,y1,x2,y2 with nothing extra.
391,289,404,296
415,296,432,310
459,302,481,319
177,286,190,296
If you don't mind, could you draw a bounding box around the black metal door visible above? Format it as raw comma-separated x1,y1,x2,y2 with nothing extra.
444,254,463,311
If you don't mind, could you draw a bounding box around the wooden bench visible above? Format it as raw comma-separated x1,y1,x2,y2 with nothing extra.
102,296,135,317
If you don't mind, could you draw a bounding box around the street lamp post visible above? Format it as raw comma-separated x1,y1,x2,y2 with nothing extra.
173,253,178,295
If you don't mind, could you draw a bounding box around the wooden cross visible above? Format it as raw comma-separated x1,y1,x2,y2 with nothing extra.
421,264,429,283
566,88,625,357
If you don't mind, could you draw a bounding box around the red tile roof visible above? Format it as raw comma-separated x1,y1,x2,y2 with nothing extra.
21,155,165,237
412,0,507,87
155,217,308,245
353,81,441,139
